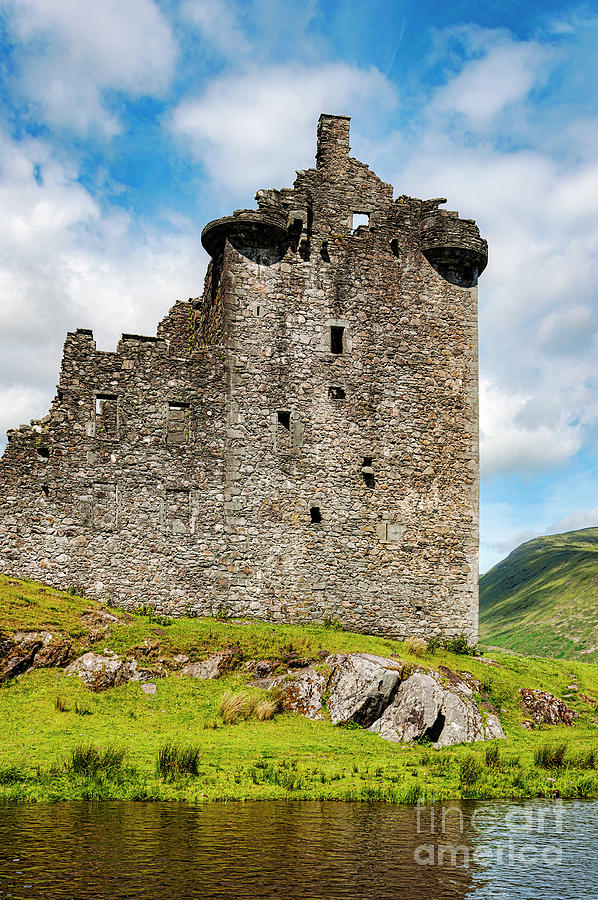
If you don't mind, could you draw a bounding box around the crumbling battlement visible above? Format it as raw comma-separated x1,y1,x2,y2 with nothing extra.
0,114,486,640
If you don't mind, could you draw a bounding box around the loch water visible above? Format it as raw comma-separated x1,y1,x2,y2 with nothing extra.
0,799,596,899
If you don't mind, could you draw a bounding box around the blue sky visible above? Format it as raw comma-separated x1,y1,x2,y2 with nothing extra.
1,0,598,573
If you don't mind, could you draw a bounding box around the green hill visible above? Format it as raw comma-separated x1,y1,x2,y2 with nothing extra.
480,527,598,662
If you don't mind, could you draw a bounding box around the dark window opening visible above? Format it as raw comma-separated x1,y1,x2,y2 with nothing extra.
328,386,346,400
416,606,423,613
330,325,345,354
320,241,330,262
42,483,49,497
299,237,310,261
37,446,50,459
277,410,291,430
57,389,64,401
310,506,322,524
95,394,118,439
390,239,400,257
362,457,375,488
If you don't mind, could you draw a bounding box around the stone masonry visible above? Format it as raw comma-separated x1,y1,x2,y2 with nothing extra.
0,115,487,640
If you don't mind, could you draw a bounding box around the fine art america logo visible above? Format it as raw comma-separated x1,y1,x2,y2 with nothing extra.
414,800,563,869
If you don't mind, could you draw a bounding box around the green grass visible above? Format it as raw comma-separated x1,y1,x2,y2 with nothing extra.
480,527,598,662
1,574,598,802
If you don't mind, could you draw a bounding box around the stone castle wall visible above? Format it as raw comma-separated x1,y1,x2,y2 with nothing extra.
0,114,486,640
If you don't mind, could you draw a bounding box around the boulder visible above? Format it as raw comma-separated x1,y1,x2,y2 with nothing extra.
369,673,444,743
280,667,326,719
327,653,403,726
519,688,577,726
369,671,507,747
0,631,72,681
180,651,237,679
65,651,150,691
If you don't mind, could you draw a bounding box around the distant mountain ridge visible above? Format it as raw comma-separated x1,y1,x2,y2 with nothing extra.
479,527,598,663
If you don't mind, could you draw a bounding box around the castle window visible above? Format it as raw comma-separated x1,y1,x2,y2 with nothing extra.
330,325,345,354
361,457,375,488
37,446,50,459
42,483,49,497
95,394,118,439
351,213,369,232
320,242,330,262
167,402,190,445
164,489,190,534
277,410,291,450
390,239,400,257
310,506,322,524
328,386,346,400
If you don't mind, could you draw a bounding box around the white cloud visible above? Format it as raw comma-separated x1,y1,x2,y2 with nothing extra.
0,133,206,449
546,506,598,535
434,38,549,128
3,0,176,134
480,379,582,477
181,0,251,58
169,62,397,193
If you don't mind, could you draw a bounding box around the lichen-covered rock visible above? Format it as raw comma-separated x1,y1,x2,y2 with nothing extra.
0,630,72,681
433,686,484,747
180,650,237,679
327,654,403,726
280,667,326,719
369,672,444,742
65,651,149,692
484,713,506,741
519,688,577,726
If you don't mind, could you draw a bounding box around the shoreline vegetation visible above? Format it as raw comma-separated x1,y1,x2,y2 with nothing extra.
1,575,597,803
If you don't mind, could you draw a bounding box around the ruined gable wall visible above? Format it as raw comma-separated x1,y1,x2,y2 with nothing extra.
0,304,229,612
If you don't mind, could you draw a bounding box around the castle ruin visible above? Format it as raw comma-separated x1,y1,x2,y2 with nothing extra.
0,115,487,640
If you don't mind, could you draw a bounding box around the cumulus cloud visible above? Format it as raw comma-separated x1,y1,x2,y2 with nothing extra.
480,379,582,477
2,0,176,134
169,62,397,193
433,35,550,128
0,133,206,449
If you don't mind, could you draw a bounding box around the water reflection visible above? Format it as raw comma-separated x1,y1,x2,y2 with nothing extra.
0,800,595,899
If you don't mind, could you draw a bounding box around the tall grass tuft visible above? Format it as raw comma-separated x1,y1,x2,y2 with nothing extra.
156,742,200,780
565,749,596,770
218,690,253,724
54,695,68,712
67,745,126,777
404,637,427,658
534,743,567,769
485,744,501,768
459,755,482,786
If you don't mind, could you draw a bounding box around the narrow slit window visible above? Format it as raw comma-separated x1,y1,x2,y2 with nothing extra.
310,506,322,524
95,394,118,439
390,239,400,257
167,402,190,445
277,410,291,450
320,241,330,262
352,213,369,232
361,457,375,488
328,386,346,400
37,446,50,459
330,325,345,354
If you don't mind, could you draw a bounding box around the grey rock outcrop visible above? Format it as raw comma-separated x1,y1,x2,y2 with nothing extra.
327,654,403,726
0,630,72,682
180,653,234,679
281,667,326,719
65,651,151,692
519,688,577,726
369,673,445,743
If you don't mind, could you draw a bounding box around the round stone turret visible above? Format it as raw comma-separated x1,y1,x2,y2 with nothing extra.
201,210,289,264
420,200,488,288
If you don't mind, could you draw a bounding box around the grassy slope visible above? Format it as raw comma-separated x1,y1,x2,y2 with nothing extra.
1,574,598,802
480,527,598,662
